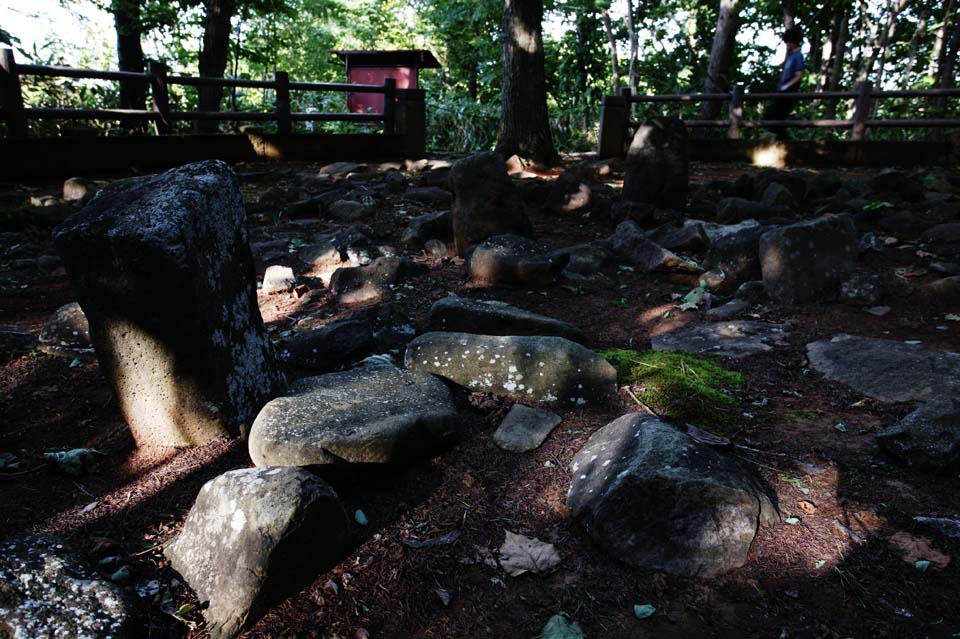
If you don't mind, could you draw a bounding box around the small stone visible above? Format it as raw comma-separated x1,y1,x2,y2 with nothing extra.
261,265,296,294
424,238,448,257
866,306,891,317
493,405,562,452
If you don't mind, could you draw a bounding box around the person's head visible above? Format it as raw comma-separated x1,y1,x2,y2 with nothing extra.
783,27,802,51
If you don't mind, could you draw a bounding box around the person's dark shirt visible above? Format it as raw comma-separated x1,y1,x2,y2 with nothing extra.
779,49,804,91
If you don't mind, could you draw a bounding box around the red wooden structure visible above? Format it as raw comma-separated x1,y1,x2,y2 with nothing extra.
333,50,439,115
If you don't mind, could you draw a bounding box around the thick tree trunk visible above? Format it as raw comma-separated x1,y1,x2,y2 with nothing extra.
782,0,796,29
700,0,740,121
113,0,145,111
939,9,960,89
196,0,237,133
496,0,557,164
927,0,956,80
601,9,620,95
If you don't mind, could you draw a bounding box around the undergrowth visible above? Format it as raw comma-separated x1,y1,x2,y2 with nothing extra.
600,349,743,429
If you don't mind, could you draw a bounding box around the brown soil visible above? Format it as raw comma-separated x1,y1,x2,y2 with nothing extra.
1,160,959,639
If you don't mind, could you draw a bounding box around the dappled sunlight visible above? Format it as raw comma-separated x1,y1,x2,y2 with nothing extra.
510,17,540,55
751,142,788,168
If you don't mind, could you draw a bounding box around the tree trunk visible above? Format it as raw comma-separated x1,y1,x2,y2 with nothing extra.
782,0,796,29
625,0,639,95
860,0,907,83
901,8,929,89
939,13,960,89
496,0,557,164
927,0,956,81
700,0,740,121
601,9,620,95
196,0,237,133
113,0,145,111
824,7,849,119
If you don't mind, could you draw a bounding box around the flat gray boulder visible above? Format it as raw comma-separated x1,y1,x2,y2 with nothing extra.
806,334,960,403
493,404,562,452
0,536,133,638
651,321,789,359
53,160,284,447
428,296,585,342
877,400,960,470
404,332,617,405
249,365,457,468
166,467,347,639
759,214,857,304
567,414,778,577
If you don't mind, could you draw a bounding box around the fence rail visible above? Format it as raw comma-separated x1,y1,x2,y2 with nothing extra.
0,49,402,138
598,80,960,156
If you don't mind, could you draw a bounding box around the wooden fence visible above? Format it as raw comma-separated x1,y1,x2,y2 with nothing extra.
598,80,960,157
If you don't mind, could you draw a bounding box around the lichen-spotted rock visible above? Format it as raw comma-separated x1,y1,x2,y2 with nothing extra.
0,536,133,638
165,467,347,639
248,365,458,468
53,160,284,446
567,414,778,577
404,332,617,405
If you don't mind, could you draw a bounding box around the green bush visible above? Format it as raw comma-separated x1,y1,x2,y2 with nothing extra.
600,349,743,429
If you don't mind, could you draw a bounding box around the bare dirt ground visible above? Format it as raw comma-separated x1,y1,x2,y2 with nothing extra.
1,159,958,639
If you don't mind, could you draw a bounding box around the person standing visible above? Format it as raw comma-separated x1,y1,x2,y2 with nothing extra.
766,27,805,141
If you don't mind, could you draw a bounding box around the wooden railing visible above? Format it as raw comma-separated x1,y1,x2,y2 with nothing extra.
598,80,960,156
0,49,403,137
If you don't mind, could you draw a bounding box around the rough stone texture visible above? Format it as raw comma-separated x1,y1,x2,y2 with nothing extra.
567,414,778,577
249,365,457,468
759,214,857,305
652,321,790,359
621,117,688,210
610,221,699,272
646,220,710,252
404,186,453,207
165,467,347,639
297,225,378,284
404,332,617,405
703,223,766,292
37,301,93,359
0,536,133,639
550,241,614,278
493,404,562,452
63,177,97,203
329,257,427,305
450,153,531,256
838,272,882,306
400,210,453,249
467,234,562,287
428,296,585,342
0,326,36,360
877,400,960,470
546,172,592,215
261,265,296,294
716,198,786,224
53,160,284,446
277,319,374,371
919,222,960,244
328,199,369,222
806,334,960,403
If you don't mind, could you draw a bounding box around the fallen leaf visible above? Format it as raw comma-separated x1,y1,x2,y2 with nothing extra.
784,517,801,525
888,532,951,569
541,614,585,639
498,530,561,577
633,604,656,619
174,603,194,617
797,500,817,515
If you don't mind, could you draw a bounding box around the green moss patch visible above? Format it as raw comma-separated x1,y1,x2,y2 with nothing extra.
600,349,743,429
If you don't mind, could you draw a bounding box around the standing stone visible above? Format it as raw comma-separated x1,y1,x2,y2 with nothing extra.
621,116,688,210
567,414,778,577
53,160,284,447
759,215,857,305
165,467,348,639
404,332,617,405
450,152,531,256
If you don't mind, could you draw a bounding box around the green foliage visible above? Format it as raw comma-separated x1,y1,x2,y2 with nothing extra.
600,349,743,428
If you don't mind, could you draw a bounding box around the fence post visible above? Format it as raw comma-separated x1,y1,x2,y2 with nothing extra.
0,48,28,137
850,80,872,141
728,84,744,139
147,60,171,135
275,71,291,135
598,94,628,157
394,88,426,157
382,78,397,135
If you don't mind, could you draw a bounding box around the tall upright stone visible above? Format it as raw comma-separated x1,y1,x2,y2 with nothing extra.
450,152,531,256
54,160,285,447
621,116,688,211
